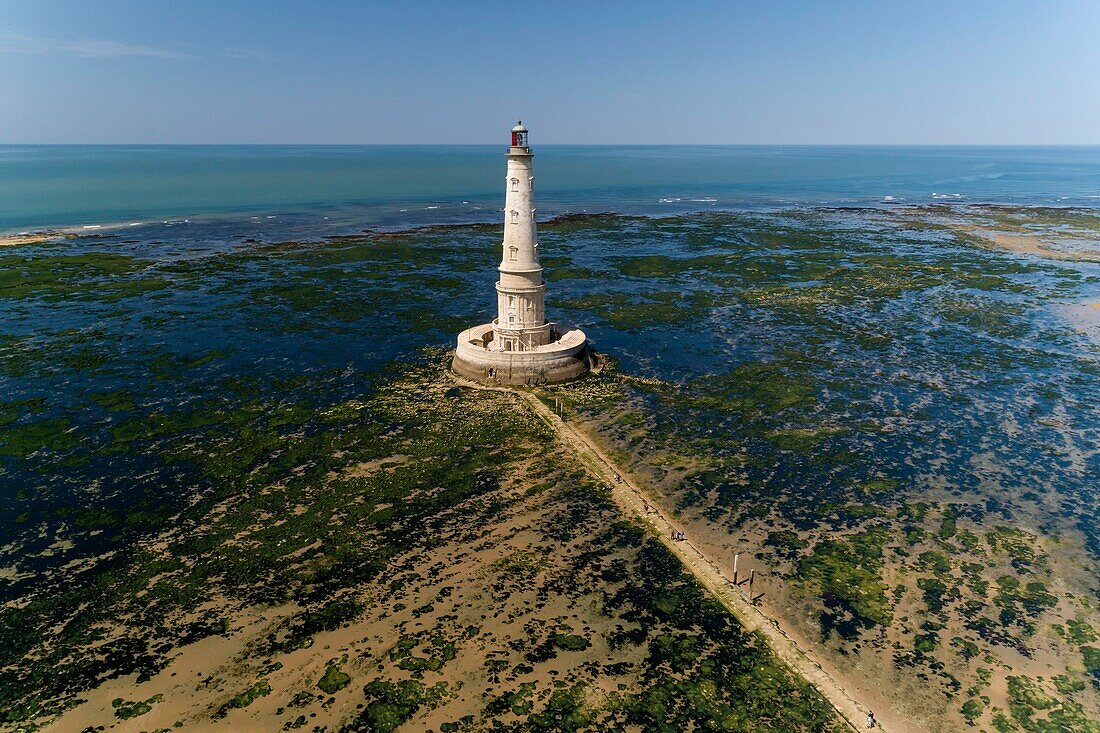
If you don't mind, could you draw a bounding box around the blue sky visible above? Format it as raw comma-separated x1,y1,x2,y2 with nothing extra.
1,0,1098,144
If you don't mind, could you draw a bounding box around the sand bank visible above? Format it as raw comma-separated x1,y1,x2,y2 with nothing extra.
953,225,1100,262
0,230,72,247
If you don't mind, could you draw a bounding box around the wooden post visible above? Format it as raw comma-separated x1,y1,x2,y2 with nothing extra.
733,553,740,585
749,568,755,599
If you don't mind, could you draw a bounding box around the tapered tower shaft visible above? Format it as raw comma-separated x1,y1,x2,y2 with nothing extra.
493,121,550,351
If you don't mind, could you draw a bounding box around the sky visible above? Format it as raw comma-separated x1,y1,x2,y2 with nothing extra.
1,0,1098,145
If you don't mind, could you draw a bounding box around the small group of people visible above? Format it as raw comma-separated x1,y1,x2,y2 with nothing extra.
671,530,686,541
867,711,877,729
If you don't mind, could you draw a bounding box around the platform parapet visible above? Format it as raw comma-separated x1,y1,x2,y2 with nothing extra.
452,323,592,385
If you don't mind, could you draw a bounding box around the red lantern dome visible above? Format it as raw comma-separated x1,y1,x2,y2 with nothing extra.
511,120,528,148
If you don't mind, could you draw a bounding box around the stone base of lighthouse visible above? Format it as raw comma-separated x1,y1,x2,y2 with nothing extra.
452,322,593,386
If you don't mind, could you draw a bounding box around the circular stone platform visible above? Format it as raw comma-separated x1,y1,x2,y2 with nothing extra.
452,323,593,385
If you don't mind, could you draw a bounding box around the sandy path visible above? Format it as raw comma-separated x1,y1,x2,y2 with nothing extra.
452,375,871,733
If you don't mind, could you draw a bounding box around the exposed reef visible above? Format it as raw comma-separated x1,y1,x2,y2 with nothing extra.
2,205,1098,731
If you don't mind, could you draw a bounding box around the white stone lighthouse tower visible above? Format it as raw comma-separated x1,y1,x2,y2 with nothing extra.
452,121,592,385
494,121,550,352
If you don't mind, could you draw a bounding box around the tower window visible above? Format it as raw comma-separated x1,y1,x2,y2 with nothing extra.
511,178,519,192
510,210,519,224
508,295,516,307
509,246,518,261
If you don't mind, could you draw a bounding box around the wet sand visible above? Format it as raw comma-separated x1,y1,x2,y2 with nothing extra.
955,226,1100,262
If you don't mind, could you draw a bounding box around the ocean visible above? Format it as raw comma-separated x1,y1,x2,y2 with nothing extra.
3,145,1100,235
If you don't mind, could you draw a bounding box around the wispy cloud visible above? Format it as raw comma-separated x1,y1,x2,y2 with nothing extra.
0,32,190,60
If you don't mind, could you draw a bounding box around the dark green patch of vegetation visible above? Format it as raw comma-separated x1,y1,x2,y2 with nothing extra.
552,634,591,652
0,418,80,457
961,697,984,725
343,679,451,733
217,679,271,717
317,664,351,695
112,694,161,720
1083,647,1100,686
797,529,893,637
0,252,169,302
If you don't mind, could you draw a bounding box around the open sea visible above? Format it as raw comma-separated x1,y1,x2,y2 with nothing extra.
3,145,1100,236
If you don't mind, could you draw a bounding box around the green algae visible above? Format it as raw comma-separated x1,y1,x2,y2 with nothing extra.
485,682,536,717
390,634,457,674
526,683,591,730
987,527,1043,570
1083,647,1100,685
467,210,1097,727
1056,620,1099,645
318,453,844,731
961,697,985,724
797,529,893,636
346,679,452,733
0,251,170,302
539,254,607,282
566,528,842,732
860,478,900,494
112,693,162,719
952,637,981,661
690,361,817,416
1054,674,1087,695
217,679,271,716
89,390,137,412
551,633,590,652
613,253,734,278
1002,675,1100,733
2,207,1097,730
317,664,351,695
994,577,1057,629
557,291,711,331
0,418,79,457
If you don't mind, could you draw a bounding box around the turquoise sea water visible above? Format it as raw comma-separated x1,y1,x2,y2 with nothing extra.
3,145,1100,234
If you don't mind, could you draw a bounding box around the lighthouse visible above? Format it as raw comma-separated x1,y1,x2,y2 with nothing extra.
452,121,592,385
494,121,550,352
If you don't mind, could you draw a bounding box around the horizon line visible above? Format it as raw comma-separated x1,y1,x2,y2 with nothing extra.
4,142,1100,148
